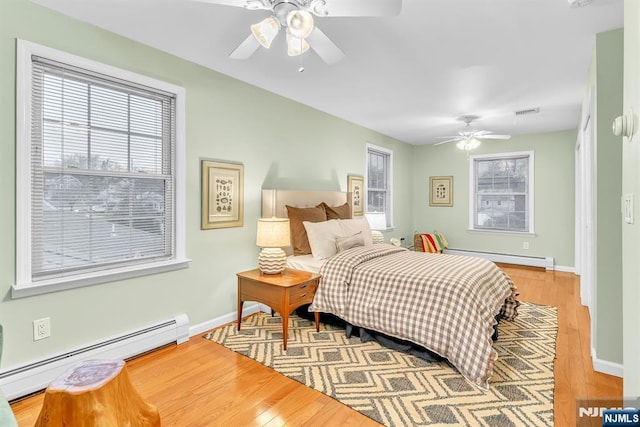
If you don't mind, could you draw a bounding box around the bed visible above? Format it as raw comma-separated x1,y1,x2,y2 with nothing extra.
261,189,520,390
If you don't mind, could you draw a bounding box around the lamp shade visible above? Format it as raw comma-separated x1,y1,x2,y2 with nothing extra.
251,16,281,48
286,32,310,56
365,212,386,231
286,9,314,39
256,218,290,248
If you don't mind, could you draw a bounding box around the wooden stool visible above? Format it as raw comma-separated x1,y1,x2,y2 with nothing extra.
35,359,160,427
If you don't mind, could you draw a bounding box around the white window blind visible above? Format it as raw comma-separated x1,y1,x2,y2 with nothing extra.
29,55,176,282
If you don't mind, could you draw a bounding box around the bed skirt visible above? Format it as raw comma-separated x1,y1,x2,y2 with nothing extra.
294,304,500,362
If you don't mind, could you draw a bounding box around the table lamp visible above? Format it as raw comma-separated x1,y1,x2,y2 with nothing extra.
256,218,291,274
365,212,386,244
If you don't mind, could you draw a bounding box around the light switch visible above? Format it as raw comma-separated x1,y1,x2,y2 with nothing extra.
624,194,634,224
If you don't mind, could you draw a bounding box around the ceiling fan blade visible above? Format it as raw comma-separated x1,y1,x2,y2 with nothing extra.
306,27,345,65
434,138,461,145
316,0,402,16
229,34,261,59
192,0,272,11
193,0,247,7
480,134,512,140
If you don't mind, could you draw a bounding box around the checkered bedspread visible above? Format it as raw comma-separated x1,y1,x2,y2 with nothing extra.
309,244,520,390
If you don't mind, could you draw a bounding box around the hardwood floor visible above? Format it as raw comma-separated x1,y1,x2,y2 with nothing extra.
10,266,622,426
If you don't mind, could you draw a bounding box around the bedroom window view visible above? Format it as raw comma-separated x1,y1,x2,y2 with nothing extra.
366,144,392,227
25,55,176,283
470,152,533,233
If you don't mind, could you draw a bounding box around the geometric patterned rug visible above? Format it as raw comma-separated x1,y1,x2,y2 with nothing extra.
204,302,557,427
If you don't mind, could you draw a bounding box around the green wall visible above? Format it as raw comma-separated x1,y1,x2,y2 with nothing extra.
412,130,576,267
593,29,623,366
623,0,640,396
0,0,414,368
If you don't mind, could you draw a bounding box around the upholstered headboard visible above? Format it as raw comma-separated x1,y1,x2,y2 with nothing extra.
261,189,353,256
261,189,353,218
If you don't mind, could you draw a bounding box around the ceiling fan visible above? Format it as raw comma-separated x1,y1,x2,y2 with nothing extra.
194,0,402,64
434,115,512,151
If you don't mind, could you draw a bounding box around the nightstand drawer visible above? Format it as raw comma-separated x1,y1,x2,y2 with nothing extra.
289,281,317,301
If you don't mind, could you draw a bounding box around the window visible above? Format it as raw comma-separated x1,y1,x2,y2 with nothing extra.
469,151,534,234
366,144,393,228
14,40,188,298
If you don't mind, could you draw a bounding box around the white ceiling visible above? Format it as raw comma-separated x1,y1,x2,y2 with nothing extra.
31,0,623,145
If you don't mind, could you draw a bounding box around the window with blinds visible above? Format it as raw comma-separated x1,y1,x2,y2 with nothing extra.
15,41,187,296
366,144,393,227
469,151,534,233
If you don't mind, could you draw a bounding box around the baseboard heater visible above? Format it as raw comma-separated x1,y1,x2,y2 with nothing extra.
0,313,189,401
444,249,555,270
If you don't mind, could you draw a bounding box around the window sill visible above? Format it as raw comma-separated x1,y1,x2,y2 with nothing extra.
467,228,536,237
11,258,191,299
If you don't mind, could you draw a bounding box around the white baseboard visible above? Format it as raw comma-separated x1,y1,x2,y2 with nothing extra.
189,303,269,337
0,304,273,401
444,249,555,270
0,314,190,401
554,265,576,273
591,348,623,378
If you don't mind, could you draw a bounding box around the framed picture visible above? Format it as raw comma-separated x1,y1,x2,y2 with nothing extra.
429,176,453,207
347,175,364,216
201,160,244,229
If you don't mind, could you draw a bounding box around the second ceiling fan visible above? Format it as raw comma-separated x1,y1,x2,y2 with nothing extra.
435,115,512,151
195,0,402,64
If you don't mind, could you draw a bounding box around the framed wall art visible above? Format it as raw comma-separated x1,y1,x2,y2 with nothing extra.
347,175,364,216
201,160,244,229
429,176,453,207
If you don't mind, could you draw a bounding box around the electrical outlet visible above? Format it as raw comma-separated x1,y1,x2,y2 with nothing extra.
33,317,51,341
523,242,529,250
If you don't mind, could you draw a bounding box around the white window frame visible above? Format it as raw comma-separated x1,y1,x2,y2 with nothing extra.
365,143,393,229
13,40,189,299
468,151,535,235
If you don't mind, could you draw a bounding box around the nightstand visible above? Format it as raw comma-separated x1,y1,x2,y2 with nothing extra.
236,268,321,350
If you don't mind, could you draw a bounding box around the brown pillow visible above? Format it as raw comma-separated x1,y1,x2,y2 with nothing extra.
318,202,352,220
286,205,327,255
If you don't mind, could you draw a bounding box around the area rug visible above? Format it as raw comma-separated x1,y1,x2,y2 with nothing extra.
204,302,557,426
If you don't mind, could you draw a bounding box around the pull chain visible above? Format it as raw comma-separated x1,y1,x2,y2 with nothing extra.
298,36,305,73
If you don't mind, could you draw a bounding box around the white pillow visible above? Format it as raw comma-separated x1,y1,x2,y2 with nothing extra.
338,218,373,246
303,219,342,259
335,232,365,252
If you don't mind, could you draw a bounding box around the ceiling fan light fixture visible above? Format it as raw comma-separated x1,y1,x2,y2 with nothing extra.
286,9,314,39
251,16,281,48
457,138,481,151
286,31,310,56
